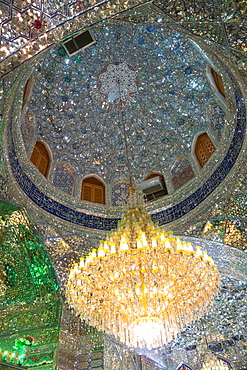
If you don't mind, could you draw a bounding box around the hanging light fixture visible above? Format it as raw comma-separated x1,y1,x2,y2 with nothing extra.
66,190,220,349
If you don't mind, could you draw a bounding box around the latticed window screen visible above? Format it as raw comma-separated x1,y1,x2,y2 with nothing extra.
30,141,50,177
81,177,105,204
195,133,215,168
211,68,225,98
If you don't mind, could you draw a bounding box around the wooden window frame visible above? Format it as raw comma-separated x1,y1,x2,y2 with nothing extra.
195,132,216,168
30,140,51,178
81,177,105,205
211,67,225,98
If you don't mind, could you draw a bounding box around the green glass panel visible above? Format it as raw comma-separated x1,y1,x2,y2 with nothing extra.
0,201,62,370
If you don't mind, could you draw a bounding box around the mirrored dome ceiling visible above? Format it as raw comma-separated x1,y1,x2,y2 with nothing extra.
28,21,229,183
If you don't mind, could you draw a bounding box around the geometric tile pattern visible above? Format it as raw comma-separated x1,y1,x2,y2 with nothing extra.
58,349,103,370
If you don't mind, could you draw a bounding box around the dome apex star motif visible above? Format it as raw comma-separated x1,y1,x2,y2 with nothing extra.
98,62,138,105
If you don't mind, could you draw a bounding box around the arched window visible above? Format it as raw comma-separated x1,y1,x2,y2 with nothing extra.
171,160,194,190
217,356,233,369
210,67,225,98
21,109,35,148
30,140,51,178
176,363,193,370
195,133,215,168
53,164,76,196
141,173,168,201
22,74,34,110
81,176,105,204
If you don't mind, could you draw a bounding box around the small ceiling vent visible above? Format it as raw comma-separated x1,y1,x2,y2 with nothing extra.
137,176,164,195
62,30,95,56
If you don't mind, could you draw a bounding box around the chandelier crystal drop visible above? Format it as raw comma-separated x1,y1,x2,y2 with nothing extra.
67,203,220,349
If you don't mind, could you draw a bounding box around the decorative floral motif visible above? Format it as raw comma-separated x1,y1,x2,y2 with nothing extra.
98,62,137,104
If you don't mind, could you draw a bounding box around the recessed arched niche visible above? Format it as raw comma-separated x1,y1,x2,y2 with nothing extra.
217,356,233,369
176,363,193,370
52,164,76,196
210,67,225,98
194,132,216,168
206,65,226,108
30,140,52,178
171,159,194,190
111,179,130,207
139,172,168,201
22,74,35,111
81,176,106,205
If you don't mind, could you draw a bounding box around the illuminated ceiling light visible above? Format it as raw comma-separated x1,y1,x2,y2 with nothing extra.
67,194,220,349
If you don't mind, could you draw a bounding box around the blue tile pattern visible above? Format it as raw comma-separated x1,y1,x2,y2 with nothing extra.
9,85,245,230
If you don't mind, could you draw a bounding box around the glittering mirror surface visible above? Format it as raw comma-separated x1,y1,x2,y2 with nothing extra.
28,22,229,183
1,2,247,370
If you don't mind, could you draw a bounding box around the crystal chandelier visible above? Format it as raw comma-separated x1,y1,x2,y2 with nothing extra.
67,197,220,349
